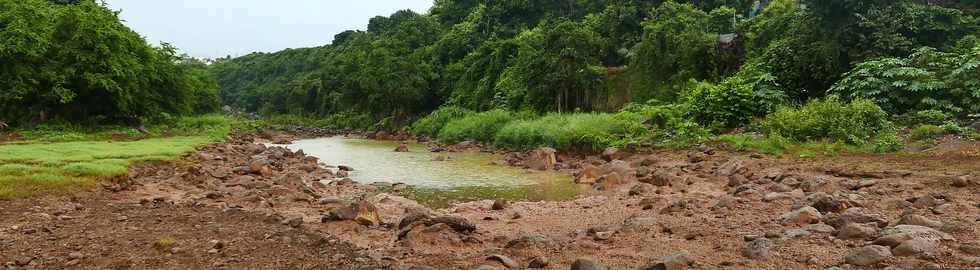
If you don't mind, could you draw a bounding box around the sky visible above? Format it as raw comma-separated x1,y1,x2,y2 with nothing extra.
103,0,434,59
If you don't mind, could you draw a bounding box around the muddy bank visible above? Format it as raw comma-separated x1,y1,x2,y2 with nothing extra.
3,131,980,269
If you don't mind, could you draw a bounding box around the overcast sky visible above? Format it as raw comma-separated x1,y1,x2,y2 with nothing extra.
103,0,434,59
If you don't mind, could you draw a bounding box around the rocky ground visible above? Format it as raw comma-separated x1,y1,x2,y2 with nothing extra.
2,131,980,270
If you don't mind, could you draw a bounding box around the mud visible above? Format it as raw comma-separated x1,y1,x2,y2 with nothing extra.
2,131,980,270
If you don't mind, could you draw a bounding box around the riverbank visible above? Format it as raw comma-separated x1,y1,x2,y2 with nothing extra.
3,129,980,269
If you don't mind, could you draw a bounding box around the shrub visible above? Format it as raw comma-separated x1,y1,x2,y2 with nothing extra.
893,110,953,127
437,110,517,144
494,113,643,150
759,99,899,146
409,106,474,138
626,103,712,146
685,65,786,129
908,124,945,141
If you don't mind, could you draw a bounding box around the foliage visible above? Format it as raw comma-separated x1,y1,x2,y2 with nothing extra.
630,2,718,101
409,106,473,138
437,110,518,144
622,102,712,146
908,124,946,141
0,0,220,127
759,99,899,148
893,110,953,127
830,45,980,114
494,113,644,151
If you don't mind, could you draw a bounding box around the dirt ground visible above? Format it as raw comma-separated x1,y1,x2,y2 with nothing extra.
2,132,980,270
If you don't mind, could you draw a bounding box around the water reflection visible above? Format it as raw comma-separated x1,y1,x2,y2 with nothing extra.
279,137,578,207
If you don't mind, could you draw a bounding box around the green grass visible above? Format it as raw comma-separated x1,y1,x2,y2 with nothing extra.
0,115,232,199
438,110,520,144
494,113,643,151
716,134,868,158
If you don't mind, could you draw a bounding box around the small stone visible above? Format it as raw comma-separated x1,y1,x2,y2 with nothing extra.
742,238,773,259
394,144,409,152
836,223,878,240
804,224,836,234
781,206,822,226
898,214,942,229
641,251,694,270
472,265,498,270
594,231,614,241
209,240,226,250
281,213,304,228
951,175,972,187
960,242,980,256
853,179,876,190
873,233,914,248
14,256,32,266
630,183,653,196
68,252,84,260
491,200,509,211
528,256,549,268
844,245,892,266
486,254,518,268
338,165,354,171
570,258,607,270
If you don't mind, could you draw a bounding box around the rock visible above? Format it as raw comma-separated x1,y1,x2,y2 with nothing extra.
912,195,942,209
528,256,549,268
527,147,557,171
248,159,270,174
742,238,773,259
428,215,476,233
716,159,744,176
763,192,792,202
781,206,822,226
594,231,614,241
68,252,84,260
960,243,980,256
951,175,973,187
325,207,355,221
338,165,354,171
873,233,914,248
844,245,892,266
281,213,304,227
394,144,410,152
825,208,887,229
365,193,432,225
491,200,509,210
209,240,226,250
836,223,878,240
898,214,942,229
728,174,748,187
642,251,694,270
570,258,607,270
14,256,32,266
810,193,849,214
472,265,498,270
487,254,518,268
804,224,837,234
354,200,382,226
852,179,877,190
629,183,653,196
577,165,602,184
892,239,937,257
645,169,674,187
879,225,955,243
601,147,623,161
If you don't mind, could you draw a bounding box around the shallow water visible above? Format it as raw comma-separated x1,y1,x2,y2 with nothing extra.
279,137,579,207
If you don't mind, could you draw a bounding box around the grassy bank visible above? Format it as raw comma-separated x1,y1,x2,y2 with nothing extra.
0,115,234,199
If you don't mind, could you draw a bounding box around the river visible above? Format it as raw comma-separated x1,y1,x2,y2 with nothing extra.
277,137,579,207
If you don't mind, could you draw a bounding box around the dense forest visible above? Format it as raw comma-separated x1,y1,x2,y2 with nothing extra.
0,0,220,127
3,0,980,151
210,0,980,132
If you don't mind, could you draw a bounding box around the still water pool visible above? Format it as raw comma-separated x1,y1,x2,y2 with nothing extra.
279,137,580,207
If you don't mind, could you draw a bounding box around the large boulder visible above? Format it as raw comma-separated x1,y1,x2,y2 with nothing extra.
363,193,432,225
577,165,603,184
527,147,557,171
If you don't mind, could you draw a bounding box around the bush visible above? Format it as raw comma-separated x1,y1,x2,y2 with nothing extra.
908,124,945,141
494,113,644,150
759,99,899,146
685,65,786,129
437,110,517,144
893,110,953,127
625,103,712,146
409,106,474,138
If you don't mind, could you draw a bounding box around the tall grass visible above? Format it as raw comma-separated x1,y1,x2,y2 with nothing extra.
494,113,642,150
437,110,519,144
759,99,902,152
410,106,473,138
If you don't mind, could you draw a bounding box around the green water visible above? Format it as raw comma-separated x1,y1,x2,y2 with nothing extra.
282,137,579,207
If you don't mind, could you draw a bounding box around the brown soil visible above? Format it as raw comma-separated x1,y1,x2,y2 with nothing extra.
2,132,980,270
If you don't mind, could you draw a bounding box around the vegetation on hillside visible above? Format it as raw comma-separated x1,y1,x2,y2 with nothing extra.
208,0,980,152
0,0,221,127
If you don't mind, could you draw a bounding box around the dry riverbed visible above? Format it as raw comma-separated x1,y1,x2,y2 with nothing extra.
2,130,980,270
